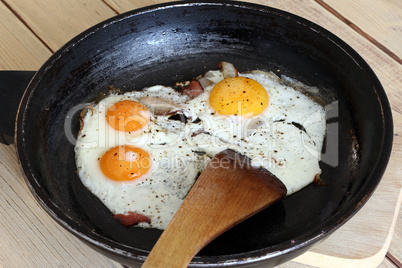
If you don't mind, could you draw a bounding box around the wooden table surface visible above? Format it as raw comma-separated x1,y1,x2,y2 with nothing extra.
0,0,401,267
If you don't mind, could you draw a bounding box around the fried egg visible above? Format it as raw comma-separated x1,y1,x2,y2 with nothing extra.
75,87,209,229
182,69,326,195
74,62,326,230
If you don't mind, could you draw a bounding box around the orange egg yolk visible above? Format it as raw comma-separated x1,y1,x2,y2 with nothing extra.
106,100,150,132
209,77,269,116
100,145,151,181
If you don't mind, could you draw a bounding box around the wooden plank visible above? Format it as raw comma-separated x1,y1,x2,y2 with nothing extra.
388,205,402,265
280,257,402,268
2,0,117,52
317,0,402,62
0,2,51,70
0,144,122,267
380,257,402,268
104,0,173,12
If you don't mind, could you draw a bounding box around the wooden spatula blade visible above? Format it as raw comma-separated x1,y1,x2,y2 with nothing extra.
142,149,287,268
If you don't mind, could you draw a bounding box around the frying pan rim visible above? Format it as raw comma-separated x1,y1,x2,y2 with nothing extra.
14,0,394,266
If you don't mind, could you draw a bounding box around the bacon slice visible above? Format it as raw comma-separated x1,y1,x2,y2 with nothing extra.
113,211,151,227
180,79,204,98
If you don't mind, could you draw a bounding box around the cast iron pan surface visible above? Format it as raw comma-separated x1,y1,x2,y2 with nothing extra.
14,1,393,267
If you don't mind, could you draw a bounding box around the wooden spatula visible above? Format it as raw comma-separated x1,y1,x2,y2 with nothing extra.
142,149,287,268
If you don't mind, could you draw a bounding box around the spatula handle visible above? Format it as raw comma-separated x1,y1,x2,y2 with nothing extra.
142,150,286,268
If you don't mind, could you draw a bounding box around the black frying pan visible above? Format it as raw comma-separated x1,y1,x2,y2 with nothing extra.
0,1,393,267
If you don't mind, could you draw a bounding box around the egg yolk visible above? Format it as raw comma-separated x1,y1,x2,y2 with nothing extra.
106,100,150,132
209,77,269,116
100,145,151,181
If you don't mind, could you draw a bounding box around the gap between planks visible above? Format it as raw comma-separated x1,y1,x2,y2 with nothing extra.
101,0,119,15
386,252,402,267
314,0,402,65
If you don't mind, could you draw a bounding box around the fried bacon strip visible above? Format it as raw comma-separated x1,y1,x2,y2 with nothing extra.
179,79,204,98
113,211,151,227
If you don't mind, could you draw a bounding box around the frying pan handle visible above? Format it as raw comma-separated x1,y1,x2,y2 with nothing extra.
0,71,35,145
